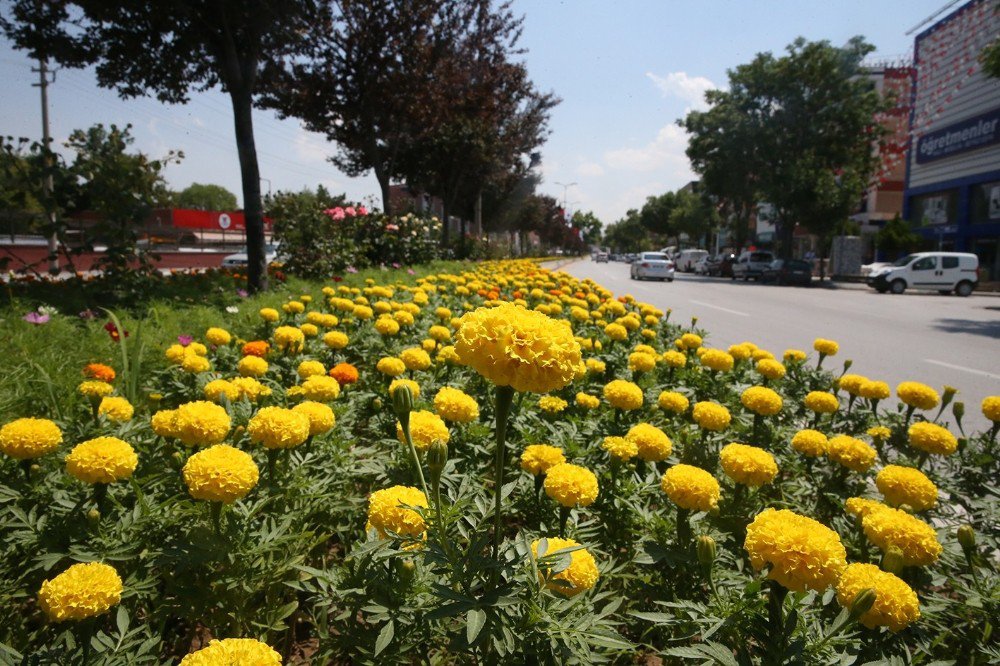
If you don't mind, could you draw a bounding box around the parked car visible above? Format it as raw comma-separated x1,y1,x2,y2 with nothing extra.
693,255,715,275
759,259,813,286
731,251,775,281
629,252,675,281
222,242,281,269
866,252,978,296
595,251,609,263
675,249,709,273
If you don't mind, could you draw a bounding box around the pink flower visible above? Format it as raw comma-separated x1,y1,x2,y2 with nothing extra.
392,262,401,269
178,335,193,346
23,311,49,325
386,224,399,232
345,206,356,217
237,289,248,298
346,266,358,274
357,206,368,216
324,207,346,221
407,268,415,275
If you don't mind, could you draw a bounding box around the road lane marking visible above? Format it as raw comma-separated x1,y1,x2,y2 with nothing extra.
688,300,750,317
925,359,1000,380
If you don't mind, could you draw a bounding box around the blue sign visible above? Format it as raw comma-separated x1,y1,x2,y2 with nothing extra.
916,108,1000,164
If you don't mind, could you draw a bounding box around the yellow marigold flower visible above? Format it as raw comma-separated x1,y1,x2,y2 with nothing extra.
539,395,568,414
182,444,259,503
680,333,702,350
292,401,336,436
397,410,449,452
428,325,451,342
692,401,731,432
586,358,607,374
845,497,890,520
700,348,734,372
0,417,62,459
659,350,685,368
273,326,305,354
393,310,414,327
531,537,600,597
791,429,828,457
173,400,232,446
836,563,920,632
604,323,628,341
756,358,786,380
78,380,114,399
982,396,1000,422
150,409,177,438
740,386,782,416
435,306,452,320
601,436,637,461
603,380,644,410
377,356,407,377
907,422,957,455
544,462,599,508
300,375,341,402
83,363,116,383
323,330,349,349
826,434,876,472
248,406,310,449
187,342,209,356
367,485,427,540
455,303,582,394
783,349,806,363
300,324,319,340
231,377,271,402
437,345,461,365
259,307,280,323
203,379,240,404
804,391,839,414
179,638,281,666
353,305,374,320
745,508,846,592
520,444,566,475
182,354,211,374
297,360,326,379
96,396,134,422
237,356,269,378
434,387,480,423
751,349,774,362
813,338,839,356
628,351,657,373
658,391,689,414
868,425,892,441
862,505,942,566
860,380,890,400
575,392,600,409
38,562,122,622
65,437,138,484
389,378,421,399
165,344,187,364
719,443,778,486
838,373,868,396
896,381,939,411
626,423,672,462
876,465,937,511
205,327,231,346
661,464,720,512
284,300,305,314
400,347,432,371
728,343,753,361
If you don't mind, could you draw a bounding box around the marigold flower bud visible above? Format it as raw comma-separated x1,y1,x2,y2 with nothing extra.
847,588,877,622
881,546,905,575
427,441,448,481
953,401,965,420
957,525,976,554
696,535,716,569
393,385,414,416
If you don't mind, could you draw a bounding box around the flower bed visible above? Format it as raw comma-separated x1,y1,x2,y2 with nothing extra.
0,259,997,664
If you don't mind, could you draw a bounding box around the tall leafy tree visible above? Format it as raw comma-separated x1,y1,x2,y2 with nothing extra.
669,188,721,247
1,0,324,291
174,183,238,211
637,191,677,238
570,210,603,247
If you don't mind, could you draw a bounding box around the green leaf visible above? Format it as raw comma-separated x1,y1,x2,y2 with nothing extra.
629,611,674,623
466,608,486,645
374,620,394,656
115,606,130,638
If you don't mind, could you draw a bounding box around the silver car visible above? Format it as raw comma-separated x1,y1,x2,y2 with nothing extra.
222,243,281,269
630,252,675,282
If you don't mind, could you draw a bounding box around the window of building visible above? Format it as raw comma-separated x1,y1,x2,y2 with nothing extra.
910,191,957,227
971,181,1000,223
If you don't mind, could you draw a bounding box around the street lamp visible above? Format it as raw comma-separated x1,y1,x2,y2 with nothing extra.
554,181,577,209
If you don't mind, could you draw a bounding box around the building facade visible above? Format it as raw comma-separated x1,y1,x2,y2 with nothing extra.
904,0,1000,280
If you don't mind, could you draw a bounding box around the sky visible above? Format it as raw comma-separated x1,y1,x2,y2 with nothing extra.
0,0,953,225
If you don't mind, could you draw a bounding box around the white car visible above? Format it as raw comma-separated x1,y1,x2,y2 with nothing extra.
630,252,675,281
222,243,281,269
866,252,978,296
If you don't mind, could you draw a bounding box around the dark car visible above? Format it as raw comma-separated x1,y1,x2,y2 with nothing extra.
760,259,813,286
715,253,737,277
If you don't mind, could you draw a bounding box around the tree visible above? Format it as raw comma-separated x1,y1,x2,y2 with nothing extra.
570,210,603,247
603,209,649,254
637,192,677,238
174,183,237,211
669,189,720,247
982,37,1000,78
876,214,920,259
2,1,325,292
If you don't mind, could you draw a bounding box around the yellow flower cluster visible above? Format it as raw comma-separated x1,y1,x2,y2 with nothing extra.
700,348,734,372
97,396,134,422
398,410,449,452
273,325,305,353
692,401,731,431
657,391,689,414
238,355,269,377
520,444,566,475
907,422,958,455
179,638,282,666
575,392,600,409
544,462,599,507
876,465,937,511
531,537,600,597
205,327,232,346
248,406,311,449
896,381,939,411
78,380,114,399
660,464,720,512
0,417,62,459
292,401,336,436
400,347,432,371
791,429,828,457
455,303,582,393
744,508,846,592
845,497,890,520
433,387,480,423
719,443,778,486
38,562,122,622
603,380,644,410
740,386,783,416
826,435,877,472
836,563,920,632
813,338,839,356
377,356,406,377
983,395,1000,422
538,395,569,414
203,379,240,403
862,505,942,566
662,350,686,368
65,437,138,484
755,358,786,380
300,375,341,402
183,445,260,503
388,378,421,399
601,436,637,461
628,351,657,373
367,485,427,540
625,423,672,462
804,391,839,413
171,401,232,447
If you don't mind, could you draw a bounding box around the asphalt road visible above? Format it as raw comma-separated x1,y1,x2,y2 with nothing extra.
559,259,1000,434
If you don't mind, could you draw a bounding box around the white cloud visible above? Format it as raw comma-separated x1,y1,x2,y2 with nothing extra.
603,123,692,175
576,161,604,177
645,71,716,111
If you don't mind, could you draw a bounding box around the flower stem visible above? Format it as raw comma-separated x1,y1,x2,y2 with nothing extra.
767,580,788,655
399,415,429,499
211,502,223,535
559,506,571,538
491,385,516,564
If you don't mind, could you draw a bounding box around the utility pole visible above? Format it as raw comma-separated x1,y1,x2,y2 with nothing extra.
32,58,59,274
554,181,577,211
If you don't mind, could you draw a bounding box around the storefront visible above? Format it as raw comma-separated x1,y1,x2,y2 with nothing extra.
903,0,1000,280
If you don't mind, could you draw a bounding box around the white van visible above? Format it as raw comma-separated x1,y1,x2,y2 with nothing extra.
866,252,978,296
675,249,709,272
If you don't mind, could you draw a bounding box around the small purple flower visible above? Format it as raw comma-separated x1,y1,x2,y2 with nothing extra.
407,268,416,275
23,311,50,325
346,266,358,274
237,289,248,298
178,335,194,346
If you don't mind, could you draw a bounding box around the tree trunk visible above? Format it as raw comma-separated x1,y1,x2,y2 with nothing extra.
375,168,393,216
441,200,450,250
229,88,267,292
